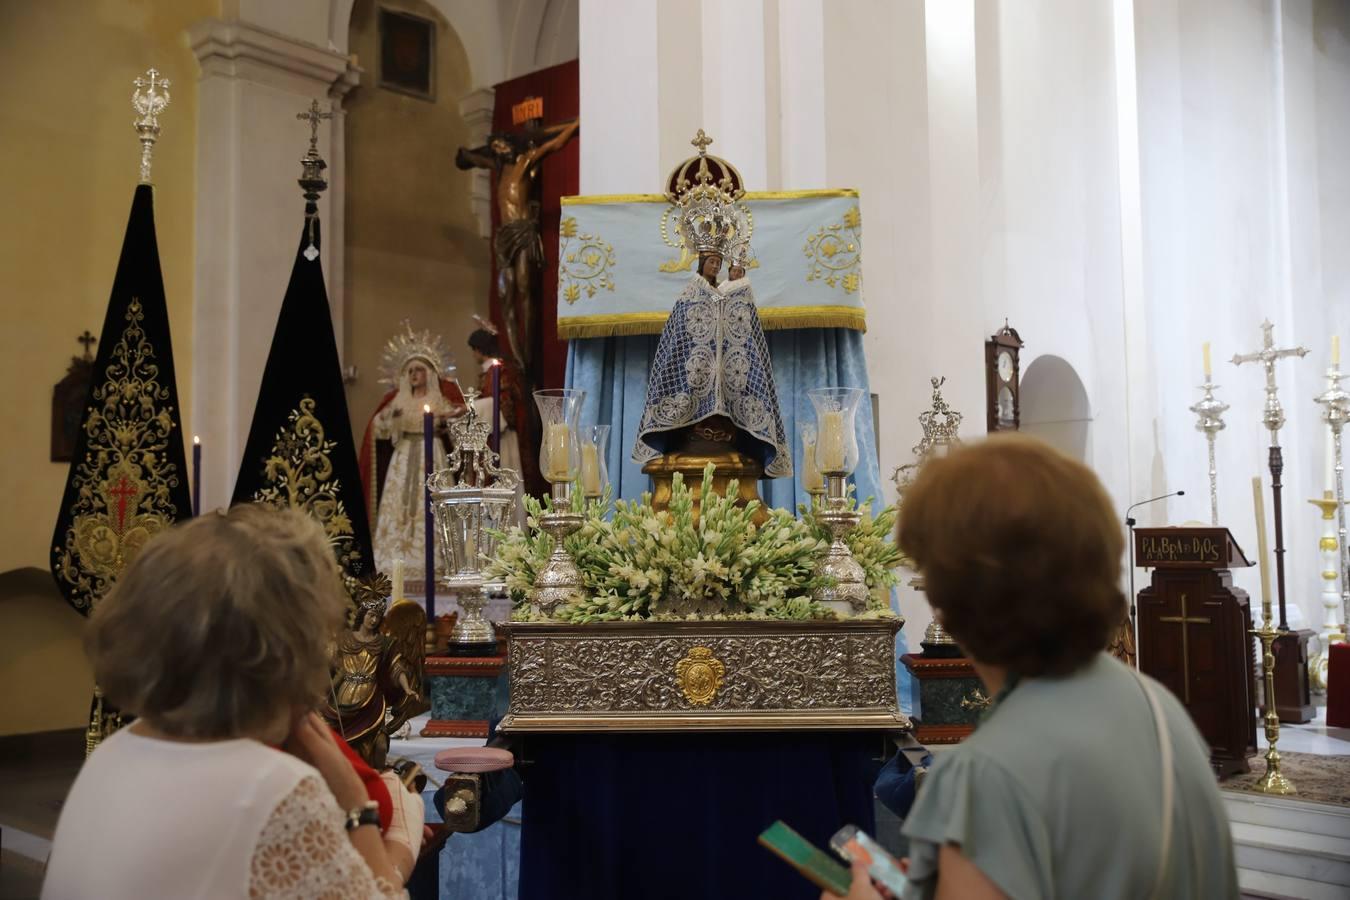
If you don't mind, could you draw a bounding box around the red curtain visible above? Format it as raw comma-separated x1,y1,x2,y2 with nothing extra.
488,58,579,393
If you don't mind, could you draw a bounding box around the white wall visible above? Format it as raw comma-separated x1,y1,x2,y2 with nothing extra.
577,0,1350,640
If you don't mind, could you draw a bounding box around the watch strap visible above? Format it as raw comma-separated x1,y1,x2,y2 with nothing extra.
344,800,381,832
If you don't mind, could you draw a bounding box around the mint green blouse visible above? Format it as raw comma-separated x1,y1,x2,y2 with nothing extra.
900,653,1238,899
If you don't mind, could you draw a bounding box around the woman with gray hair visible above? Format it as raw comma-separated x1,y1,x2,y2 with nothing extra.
42,504,422,899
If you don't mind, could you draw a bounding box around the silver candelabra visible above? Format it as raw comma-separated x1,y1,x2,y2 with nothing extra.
1189,380,1229,526
1315,366,1350,633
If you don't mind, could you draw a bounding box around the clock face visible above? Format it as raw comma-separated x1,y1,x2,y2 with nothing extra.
997,350,1014,383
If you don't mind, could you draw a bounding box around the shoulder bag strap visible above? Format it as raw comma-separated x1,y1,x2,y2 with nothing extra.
1134,670,1175,900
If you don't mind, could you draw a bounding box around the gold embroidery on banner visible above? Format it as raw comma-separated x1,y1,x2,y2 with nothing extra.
251,397,361,579
53,298,181,611
674,646,726,706
558,216,617,303
803,206,862,294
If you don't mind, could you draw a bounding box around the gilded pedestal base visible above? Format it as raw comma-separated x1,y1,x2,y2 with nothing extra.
498,618,909,733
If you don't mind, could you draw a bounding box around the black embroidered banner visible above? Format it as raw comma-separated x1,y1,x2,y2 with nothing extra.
230,217,374,588
50,185,192,614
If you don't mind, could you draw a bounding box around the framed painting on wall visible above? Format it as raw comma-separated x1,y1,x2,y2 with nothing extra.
379,7,435,101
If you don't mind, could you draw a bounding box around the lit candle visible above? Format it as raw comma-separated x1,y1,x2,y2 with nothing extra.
1202,342,1212,380
392,558,404,603
423,404,435,620
818,410,847,472
580,442,601,496
1251,476,1272,623
801,436,824,492
191,435,201,516
1334,334,1341,368
546,423,572,480
491,359,502,455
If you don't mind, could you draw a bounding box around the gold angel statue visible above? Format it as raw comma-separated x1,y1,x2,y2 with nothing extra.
323,574,429,769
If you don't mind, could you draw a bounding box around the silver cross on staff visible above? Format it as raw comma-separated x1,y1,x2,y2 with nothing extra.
1231,319,1308,444
297,100,333,155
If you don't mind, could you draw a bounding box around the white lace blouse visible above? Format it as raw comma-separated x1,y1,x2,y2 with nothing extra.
42,728,404,900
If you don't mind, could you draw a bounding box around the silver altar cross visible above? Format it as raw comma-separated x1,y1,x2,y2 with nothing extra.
296,100,333,258
297,100,333,155
1231,319,1308,444
132,68,171,184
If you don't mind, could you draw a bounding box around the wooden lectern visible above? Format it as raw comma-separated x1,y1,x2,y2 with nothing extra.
1136,527,1257,777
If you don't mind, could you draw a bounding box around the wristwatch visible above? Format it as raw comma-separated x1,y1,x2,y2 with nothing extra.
343,800,380,832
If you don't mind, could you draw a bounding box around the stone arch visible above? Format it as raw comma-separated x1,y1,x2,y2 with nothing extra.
1019,354,1092,461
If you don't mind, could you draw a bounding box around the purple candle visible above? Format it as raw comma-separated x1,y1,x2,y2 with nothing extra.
192,436,201,516
423,404,435,620
491,359,502,455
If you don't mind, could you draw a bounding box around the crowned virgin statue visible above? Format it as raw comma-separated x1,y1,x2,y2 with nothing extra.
633,134,791,507
358,322,465,576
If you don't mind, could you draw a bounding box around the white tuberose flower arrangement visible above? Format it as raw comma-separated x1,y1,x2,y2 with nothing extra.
486,463,901,623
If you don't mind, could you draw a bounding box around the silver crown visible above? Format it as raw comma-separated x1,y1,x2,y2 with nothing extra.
893,376,963,493
662,130,754,259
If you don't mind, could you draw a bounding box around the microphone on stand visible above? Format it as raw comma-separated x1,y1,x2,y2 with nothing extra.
1126,489,1185,638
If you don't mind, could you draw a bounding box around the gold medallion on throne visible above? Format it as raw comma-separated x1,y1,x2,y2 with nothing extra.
675,646,726,706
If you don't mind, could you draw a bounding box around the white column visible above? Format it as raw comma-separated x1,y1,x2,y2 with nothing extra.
579,0,660,193
189,17,356,511
458,87,496,240
700,0,768,189
775,0,827,189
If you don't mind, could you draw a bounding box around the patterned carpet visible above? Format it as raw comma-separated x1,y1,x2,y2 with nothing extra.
1221,751,1350,807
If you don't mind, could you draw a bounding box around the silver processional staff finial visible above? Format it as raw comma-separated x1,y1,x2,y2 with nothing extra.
132,68,171,184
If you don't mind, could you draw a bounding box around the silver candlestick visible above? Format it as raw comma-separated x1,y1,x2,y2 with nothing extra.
812,474,869,615
1189,381,1229,526
429,388,520,655
1315,365,1350,633
530,481,585,616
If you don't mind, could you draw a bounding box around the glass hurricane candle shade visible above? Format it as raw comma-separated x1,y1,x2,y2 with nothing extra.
580,424,610,498
808,387,865,476
534,389,586,484
799,423,824,495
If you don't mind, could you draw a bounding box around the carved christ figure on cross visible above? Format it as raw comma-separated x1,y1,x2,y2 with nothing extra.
455,117,580,381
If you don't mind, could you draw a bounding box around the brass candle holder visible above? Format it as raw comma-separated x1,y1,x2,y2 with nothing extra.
1250,476,1296,796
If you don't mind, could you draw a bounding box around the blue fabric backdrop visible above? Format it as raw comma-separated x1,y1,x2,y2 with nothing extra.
565,328,915,711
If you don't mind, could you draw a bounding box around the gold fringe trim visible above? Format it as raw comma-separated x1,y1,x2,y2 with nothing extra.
558,306,867,339
560,188,861,206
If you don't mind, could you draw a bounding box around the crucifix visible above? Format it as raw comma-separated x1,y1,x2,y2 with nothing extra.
78,330,96,360
1232,319,1308,631
1158,592,1211,704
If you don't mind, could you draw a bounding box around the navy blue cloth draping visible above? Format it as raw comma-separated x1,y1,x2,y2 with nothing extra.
517,731,885,900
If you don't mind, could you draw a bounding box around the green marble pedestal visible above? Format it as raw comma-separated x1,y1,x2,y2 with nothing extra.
901,653,987,744
422,654,507,738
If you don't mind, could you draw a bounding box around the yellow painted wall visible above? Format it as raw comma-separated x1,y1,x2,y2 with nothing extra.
0,0,218,734
344,0,492,449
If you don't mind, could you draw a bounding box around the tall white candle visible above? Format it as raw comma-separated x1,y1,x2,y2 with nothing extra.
392,558,404,602
1252,476,1272,623
1333,334,1341,367
546,423,572,480
580,442,601,495
1203,342,1212,379
818,410,847,472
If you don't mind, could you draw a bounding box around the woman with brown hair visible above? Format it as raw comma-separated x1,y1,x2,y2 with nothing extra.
833,435,1236,900
43,505,422,899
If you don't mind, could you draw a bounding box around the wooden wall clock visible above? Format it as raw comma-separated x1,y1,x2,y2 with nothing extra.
985,322,1024,432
